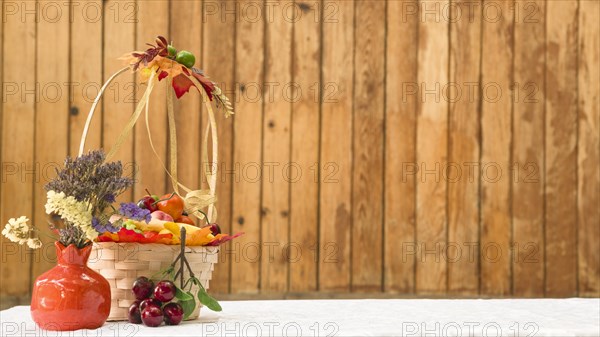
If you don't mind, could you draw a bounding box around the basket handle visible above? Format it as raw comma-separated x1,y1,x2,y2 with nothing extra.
78,67,130,157
78,66,218,222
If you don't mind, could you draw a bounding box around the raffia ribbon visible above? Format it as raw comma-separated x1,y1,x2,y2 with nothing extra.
78,67,219,222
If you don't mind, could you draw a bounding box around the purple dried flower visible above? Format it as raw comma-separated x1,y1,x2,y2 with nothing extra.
43,150,134,246
92,217,121,233
119,203,151,223
45,150,134,209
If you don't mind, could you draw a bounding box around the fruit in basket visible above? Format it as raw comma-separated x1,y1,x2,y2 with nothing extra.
210,223,221,235
157,193,185,219
127,301,142,324
175,215,196,226
139,298,162,311
202,223,221,236
151,210,174,222
141,304,164,327
137,195,159,212
163,302,184,325
153,280,176,302
132,276,154,300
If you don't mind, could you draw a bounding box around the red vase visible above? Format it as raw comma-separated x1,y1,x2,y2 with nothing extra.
31,242,111,331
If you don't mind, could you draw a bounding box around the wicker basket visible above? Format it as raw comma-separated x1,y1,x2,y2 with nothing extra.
88,242,219,321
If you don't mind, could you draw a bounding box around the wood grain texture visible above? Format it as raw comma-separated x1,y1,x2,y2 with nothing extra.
384,0,418,294
134,0,169,199
415,0,449,295
261,0,293,293
319,0,353,292
0,0,597,300
0,0,36,295
171,1,202,196
352,0,385,292
544,0,578,297
0,0,3,268
69,0,103,155
0,0,4,295
577,0,600,298
512,0,545,297
32,0,70,279
103,0,136,201
289,0,321,292
202,0,236,294
231,0,264,293
448,0,481,296
480,0,512,296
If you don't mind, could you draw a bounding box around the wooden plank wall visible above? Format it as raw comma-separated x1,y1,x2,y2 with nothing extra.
0,0,598,304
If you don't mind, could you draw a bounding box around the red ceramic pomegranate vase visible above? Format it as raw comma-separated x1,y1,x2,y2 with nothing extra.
31,242,111,331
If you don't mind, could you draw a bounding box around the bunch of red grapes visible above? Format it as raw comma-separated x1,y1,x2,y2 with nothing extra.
129,276,184,327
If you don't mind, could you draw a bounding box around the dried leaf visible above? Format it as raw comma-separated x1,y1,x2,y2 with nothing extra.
172,74,195,99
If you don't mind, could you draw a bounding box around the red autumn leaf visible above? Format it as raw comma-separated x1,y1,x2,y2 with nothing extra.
158,71,169,81
156,36,168,49
116,228,145,242
97,228,173,244
170,71,215,100
143,231,173,244
97,232,119,242
191,70,215,101
207,232,244,246
171,74,195,99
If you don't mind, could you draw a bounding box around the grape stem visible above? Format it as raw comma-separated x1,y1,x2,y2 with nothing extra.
172,227,196,289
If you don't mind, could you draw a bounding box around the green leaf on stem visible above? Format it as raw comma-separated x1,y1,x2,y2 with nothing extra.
175,286,194,302
178,290,196,319
197,287,222,312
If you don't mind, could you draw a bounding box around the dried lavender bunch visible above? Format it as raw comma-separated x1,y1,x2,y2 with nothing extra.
44,150,134,247
50,218,89,248
46,150,134,216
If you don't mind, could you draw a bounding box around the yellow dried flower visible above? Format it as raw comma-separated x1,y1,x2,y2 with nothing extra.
45,190,96,241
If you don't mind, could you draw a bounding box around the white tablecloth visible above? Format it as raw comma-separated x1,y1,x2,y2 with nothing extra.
1,299,599,336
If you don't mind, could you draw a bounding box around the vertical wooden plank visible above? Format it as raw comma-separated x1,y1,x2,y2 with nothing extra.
0,0,36,296
289,0,320,292
0,0,4,260
202,0,235,294
577,0,600,298
319,0,353,292
70,0,103,155
134,1,168,199
231,0,264,294
545,0,578,297
352,0,385,292
512,0,545,297
448,0,481,296
415,0,449,295
171,1,202,196
384,0,418,294
0,0,3,237
32,0,70,279
103,0,135,200
480,0,512,296
261,0,293,293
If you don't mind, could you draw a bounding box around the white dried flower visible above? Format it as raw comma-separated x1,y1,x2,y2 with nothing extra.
27,238,43,249
2,216,31,245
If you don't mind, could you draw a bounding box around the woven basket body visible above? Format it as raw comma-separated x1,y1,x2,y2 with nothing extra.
88,242,218,321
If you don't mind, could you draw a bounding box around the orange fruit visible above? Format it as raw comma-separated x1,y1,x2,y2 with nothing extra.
175,215,196,227
157,193,185,220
